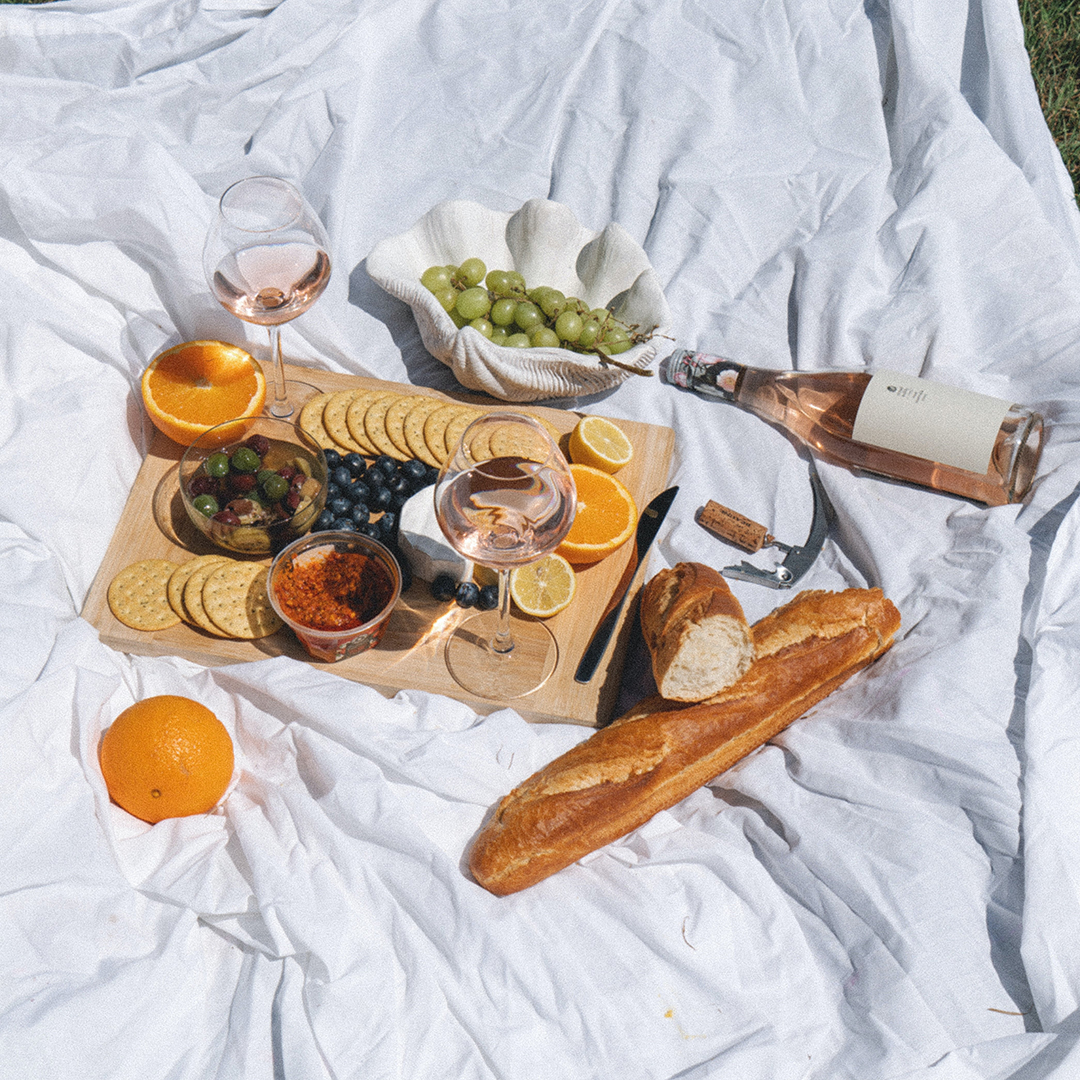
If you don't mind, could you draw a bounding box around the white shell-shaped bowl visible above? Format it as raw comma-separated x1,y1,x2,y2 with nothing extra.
366,198,673,402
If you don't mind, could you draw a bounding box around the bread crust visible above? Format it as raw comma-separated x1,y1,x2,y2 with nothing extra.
468,587,900,895
639,563,755,701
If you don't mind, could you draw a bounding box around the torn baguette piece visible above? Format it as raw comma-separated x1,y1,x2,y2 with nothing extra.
640,562,755,702
469,587,900,895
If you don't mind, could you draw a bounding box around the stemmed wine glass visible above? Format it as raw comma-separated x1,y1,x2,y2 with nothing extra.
434,412,577,700
203,176,332,419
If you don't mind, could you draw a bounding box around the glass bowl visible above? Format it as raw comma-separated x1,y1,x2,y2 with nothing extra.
179,415,328,554
267,531,402,661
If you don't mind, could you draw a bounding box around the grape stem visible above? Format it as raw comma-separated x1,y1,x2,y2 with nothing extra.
597,353,654,375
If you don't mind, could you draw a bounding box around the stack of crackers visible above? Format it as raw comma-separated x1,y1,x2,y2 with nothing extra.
107,555,282,640
299,387,561,468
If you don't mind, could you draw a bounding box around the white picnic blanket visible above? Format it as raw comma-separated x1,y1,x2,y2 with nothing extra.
3,0,1080,1077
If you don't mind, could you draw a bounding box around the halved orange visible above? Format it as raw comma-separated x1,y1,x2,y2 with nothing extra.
140,340,266,446
556,464,638,564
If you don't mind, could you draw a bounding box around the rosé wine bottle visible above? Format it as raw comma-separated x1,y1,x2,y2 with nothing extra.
668,350,1044,505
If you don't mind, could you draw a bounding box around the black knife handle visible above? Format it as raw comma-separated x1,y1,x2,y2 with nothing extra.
574,594,629,682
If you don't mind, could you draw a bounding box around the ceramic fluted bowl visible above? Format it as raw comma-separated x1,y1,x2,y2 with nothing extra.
366,198,673,402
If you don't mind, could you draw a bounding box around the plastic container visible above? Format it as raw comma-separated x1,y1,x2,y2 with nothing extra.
267,531,402,661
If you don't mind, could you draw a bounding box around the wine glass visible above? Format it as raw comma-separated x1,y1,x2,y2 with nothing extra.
434,412,577,700
203,176,332,419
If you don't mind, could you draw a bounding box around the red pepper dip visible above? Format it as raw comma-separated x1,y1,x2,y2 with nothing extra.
273,550,395,631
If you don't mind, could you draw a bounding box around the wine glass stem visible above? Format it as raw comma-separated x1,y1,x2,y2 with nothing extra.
491,569,514,655
267,324,291,418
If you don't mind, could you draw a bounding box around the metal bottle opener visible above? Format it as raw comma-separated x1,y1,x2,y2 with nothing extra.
697,458,831,589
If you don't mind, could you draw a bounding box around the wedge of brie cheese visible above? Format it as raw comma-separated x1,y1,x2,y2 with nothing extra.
398,491,473,583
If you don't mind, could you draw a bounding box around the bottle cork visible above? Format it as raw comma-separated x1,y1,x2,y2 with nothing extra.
697,500,772,552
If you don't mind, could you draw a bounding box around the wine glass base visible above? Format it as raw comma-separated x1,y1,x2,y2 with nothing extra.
264,379,321,419
444,610,559,700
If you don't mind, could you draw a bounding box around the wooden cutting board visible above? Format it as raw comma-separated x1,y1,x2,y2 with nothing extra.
81,363,675,726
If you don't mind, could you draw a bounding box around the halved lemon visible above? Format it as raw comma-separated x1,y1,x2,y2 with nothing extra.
140,340,266,446
568,415,633,474
509,554,577,618
556,464,638,564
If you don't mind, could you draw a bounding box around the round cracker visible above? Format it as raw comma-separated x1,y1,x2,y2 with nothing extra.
167,555,229,621
423,404,468,465
343,389,393,455
488,422,552,462
443,408,485,457
298,391,339,451
466,422,494,461
202,561,283,640
384,394,435,457
322,389,369,454
108,559,181,631
182,558,232,637
404,398,448,467
363,394,409,460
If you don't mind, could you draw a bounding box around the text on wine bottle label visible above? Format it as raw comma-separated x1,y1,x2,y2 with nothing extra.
852,371,1011,475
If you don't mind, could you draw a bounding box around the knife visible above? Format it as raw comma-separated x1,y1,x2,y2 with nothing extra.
574,485,679,683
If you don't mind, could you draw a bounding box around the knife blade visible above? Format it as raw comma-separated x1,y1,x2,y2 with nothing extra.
574,485,679,683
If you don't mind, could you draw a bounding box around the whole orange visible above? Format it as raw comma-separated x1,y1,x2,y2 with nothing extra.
99,695,235,824
140,340,266,446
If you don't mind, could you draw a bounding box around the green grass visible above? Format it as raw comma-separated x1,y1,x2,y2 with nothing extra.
0,0,1076,206
1020,0,1080,206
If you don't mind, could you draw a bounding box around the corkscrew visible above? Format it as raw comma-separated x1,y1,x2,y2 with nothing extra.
696,458,831,588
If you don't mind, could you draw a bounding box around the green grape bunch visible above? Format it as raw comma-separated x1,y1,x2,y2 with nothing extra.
419,258,655,373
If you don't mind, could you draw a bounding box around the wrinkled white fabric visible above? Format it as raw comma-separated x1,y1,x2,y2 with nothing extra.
2,0,1080,1077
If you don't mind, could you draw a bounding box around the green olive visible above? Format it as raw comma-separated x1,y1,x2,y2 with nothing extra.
206,451,230,478
192,494,219,517
230,446,261,473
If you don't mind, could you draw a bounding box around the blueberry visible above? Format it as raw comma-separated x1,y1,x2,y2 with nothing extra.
374,455,397,476
431,573,458,602
331,465,352,488
329,497,351,517
347,481,371,505
377,511,398,539
371,487,393,512
349,504,370,526
402,459,427,483
388,474,411,497
478,584,500,611
331,517,357,531
455,581,480,608
344,452,367,477
315,509,335,530
323,448,341,468
365,469,386,491
357,522,380,539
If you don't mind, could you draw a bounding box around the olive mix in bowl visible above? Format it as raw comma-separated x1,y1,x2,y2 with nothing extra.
180,416,328,554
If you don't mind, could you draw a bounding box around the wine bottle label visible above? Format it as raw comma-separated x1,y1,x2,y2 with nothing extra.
667,350,742,402
852,370,1011,475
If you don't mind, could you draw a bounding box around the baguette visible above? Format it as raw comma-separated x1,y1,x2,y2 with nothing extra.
639,562,755,702
469,587,900,895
